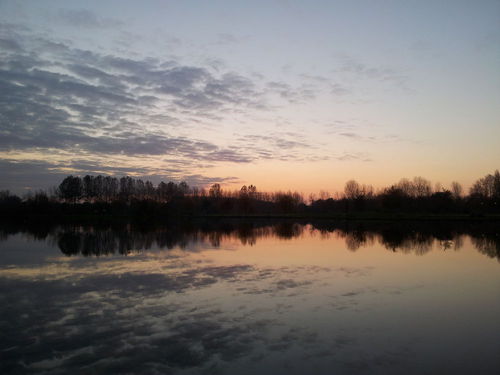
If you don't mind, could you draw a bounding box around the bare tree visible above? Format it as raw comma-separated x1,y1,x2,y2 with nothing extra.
344,180,362,200
470,170,500,198
451,181,462,199
209,183,222,198
319,190,330,200
412,176,432,197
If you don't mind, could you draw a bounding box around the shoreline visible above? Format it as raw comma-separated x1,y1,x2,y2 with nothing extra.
1,212,500,224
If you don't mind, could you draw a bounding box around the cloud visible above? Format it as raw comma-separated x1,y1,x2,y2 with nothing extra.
55,9,124,29
181,174,240,187
266,80,323,103
336,131,415,146
299,74,351,96
0,37,21,51
0,159,70,192
335,56,408,89
213,33,249,46
232,133,328,163
0,28,276,190
338,132,376,142
0,29,273,160
335,152,372,162
0,24,366,192
0,159,239,192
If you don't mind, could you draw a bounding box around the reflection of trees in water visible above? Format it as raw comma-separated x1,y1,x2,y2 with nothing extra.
471,234,500,262
379,231,434,255
336,230,375,252
454,235,464,250
53,222,304,256
1,220,499,261
438,234,463,251
274,222,304,240
0,221,55,242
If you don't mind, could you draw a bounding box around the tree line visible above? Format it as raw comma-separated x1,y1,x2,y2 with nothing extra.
0,170,499,218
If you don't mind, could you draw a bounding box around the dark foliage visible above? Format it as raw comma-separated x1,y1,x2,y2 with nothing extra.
1,170,499,220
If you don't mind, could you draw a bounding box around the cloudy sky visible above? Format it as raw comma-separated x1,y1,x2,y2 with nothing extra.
1,0,499,194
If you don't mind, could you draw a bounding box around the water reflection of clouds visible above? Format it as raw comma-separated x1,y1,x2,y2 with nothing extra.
0,250,391,374
0,235,408,374
1,222,499,374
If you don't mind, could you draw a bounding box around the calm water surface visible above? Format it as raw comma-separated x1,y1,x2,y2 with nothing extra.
1,221,499,374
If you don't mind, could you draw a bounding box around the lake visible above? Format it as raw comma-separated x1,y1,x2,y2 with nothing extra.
1,220,499,374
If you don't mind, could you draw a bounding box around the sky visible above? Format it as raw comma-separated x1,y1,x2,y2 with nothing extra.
0,0,499,195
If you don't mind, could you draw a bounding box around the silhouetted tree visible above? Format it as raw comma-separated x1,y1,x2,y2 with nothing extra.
412,176,432,197
58,176,83,202
83,175,94,201
157,181,168,201
120,176,135,200
381,186,406,210
273,192,303,213
165,182,178,200
4,170,500,219
344,180,362,200
471,170,500,199
178,181,189,197
103,176,118,201
0,190,22,214
451,181,463,199
145,180,155,199
429,190,454,213
94,175,104,199
248,185,257,198
209,183,222,198
136,179,146,199
240,185,248,197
